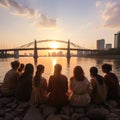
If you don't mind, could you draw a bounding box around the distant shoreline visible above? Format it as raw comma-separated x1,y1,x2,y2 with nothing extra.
83,55,120,59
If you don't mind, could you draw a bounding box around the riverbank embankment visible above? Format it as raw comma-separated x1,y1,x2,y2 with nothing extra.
84,55,120,59
0,91,120,120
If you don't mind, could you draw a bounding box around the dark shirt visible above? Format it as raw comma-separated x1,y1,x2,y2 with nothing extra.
15,74,32,102
47,74,68,108
104,72,119,100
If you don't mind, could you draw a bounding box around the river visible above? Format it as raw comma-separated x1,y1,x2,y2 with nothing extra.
0,57,120,83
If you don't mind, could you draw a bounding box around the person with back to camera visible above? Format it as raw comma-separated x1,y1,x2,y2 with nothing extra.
90,67,107,104
102,63,119,101
47,64,69,108
18,63,25,75
1,60,20,96
15,63,34,102
31,64,48,105
69,66,91,107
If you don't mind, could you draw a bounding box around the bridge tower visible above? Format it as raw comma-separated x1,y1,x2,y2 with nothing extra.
14,50,19,58
66,40,71,58
33,40,38,60
0,51,7,58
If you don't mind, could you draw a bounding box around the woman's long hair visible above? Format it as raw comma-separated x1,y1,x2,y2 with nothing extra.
19,63,34,79
34,64,44,87
90,67,104,85
73,66,85,81
53,64,62,81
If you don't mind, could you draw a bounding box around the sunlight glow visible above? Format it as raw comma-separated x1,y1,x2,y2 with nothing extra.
50,42,59,48
52,58,57,74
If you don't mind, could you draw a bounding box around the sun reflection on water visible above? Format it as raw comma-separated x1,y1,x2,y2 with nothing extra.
52,58,57,74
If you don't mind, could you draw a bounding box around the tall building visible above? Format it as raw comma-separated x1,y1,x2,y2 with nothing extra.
106,44,112,50
114,32,120,48
97,39,105,50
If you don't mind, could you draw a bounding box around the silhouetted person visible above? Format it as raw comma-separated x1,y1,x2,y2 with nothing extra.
69,66,91,107
18,63,25,75
102,63,119,101
31,64,48,105
47,64,68,108
15,63,34,102
90,67,107,104
1,60,20,96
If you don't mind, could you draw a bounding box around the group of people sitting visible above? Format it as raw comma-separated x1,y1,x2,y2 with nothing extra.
0,60,120,109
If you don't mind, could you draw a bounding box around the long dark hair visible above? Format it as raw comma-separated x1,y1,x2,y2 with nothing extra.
73,66,85,81
90,67,104,85
34,64,44,87
53,64,62,81
20,63,34,79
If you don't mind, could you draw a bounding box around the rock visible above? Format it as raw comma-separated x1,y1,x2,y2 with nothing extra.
0,110,5,117
107,100,118,109
87,108,109,120
71,113,81,120
74,107,85,113
5,113,14,120
106,113,119,118
81,117,90,120
42,106,57,118
47,114,62,120
61,105,70,115
16,102,30,109
58,114,70,120
0,97,14,105
23,106,44,120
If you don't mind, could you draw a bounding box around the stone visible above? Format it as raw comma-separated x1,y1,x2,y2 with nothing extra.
58,114,70,120
47,114,62,120
0,110,5,117
71,113,81,120
87,108,109,120
107,100,118,109
0,97,14,105
23,106,44,120
5,113,14,120
42,106,57,118
61,105,70,115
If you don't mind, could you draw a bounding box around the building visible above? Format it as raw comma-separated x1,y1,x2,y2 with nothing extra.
114,32,120,48
106,44,112,50
97,39,105,50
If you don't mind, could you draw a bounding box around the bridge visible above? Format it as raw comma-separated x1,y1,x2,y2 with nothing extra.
0,39,97,59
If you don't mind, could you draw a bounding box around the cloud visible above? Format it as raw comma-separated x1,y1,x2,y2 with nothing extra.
102,1,120,28
0,0,56,28
0,0,9,7
96,1,102,7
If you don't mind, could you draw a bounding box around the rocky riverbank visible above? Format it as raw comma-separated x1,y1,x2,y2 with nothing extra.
0,91,120,120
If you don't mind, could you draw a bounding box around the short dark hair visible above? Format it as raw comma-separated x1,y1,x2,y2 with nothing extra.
11,60,20,69
102,63,112,72
90,67,98,76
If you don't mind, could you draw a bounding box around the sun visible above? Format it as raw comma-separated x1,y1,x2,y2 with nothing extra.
50,42,59,48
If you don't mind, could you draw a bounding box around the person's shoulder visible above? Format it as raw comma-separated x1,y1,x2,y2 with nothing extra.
70,77,74,80
84,77,90,83
62,74,68,79
41,77,47,82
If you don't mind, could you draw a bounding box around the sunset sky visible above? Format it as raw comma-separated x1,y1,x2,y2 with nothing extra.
0,0,120,50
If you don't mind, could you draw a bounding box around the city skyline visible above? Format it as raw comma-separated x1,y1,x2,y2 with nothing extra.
0,0,120,50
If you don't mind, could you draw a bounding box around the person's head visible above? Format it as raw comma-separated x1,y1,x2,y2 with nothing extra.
34,64,44,86
90,66,104,85
37,64,44,74
102,63,112,73
90,67,98,77
11,60,20,70
54,64,62,76
18,63,25,73
24,63,34,75
73,66,85,81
